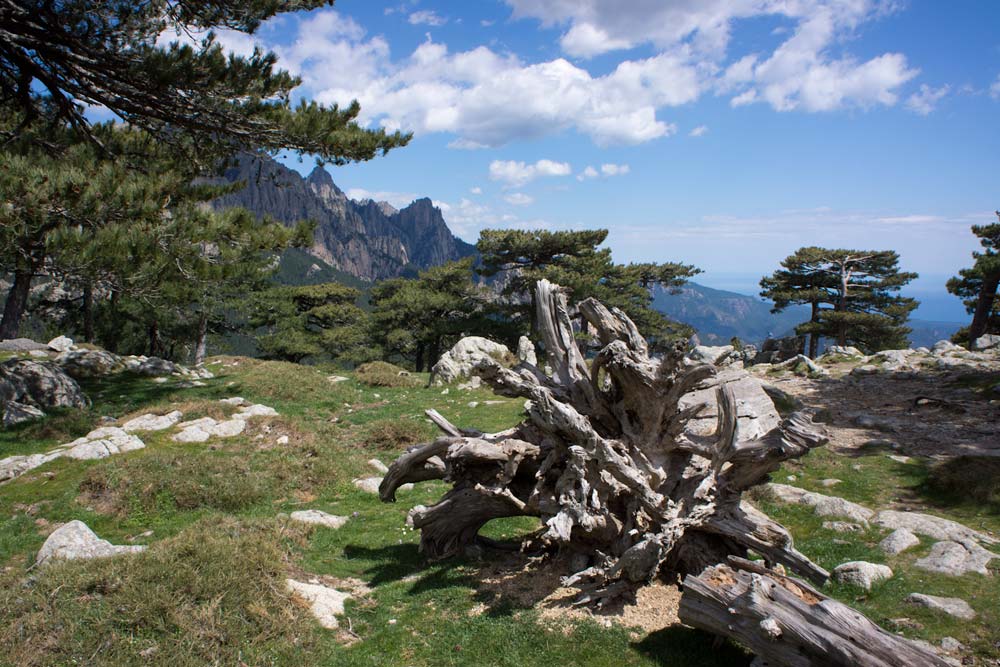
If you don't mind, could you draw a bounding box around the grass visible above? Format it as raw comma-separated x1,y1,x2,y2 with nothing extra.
1,355,997,664
354,361,422,388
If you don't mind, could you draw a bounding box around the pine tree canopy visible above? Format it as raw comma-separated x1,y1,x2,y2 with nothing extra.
0,0,410,162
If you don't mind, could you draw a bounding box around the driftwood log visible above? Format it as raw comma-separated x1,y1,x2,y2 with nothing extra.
380,279,830,601
679,558,951,667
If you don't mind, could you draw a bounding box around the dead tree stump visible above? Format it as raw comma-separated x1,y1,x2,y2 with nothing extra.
381,279,830,603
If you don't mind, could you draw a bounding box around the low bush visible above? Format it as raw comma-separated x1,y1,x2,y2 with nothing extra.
355,361,420,388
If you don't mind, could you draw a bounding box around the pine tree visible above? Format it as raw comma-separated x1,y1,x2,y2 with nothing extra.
476,229,698,349
947,213,1000,347
761,247,918,355
0,0,409,164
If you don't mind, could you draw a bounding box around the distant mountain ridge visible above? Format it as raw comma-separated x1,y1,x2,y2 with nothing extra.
210,154,476,281
653,282,962,348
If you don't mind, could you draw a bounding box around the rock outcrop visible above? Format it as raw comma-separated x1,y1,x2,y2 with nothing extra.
0,359,89,427
210,154,476,282
36,520,145,566
430,336,512,385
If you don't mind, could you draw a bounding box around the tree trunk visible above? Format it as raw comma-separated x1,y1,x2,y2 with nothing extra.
105,289,120,353
147,320,160,357
380,280,829,610
194,311,209,365
968,273,999,346
0,269,34,341
679,557,951,667
415,342,426,373
808,300,819,358
427,337,441,373
82,282,95,343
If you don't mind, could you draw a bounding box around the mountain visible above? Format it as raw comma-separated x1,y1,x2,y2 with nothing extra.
653,282,962,349
652,282,807,346
210,154,476,281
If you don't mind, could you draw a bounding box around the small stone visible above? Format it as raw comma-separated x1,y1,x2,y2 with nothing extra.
940,637,964,652
353,477,382,494
289,510,348,530
207,419,246,438
467,401,479,408
276,435,290,445
888,454,912,464
879,528,920,555
122,411,183,432
786,475,797,481
328,375,348,383
822,521,864,533
368,459,389,474
47,335,74,353
285,579,350,629
219,396,248,406
832,561,893,590
820,478,841,487
236,404,278,418
906,593,976,620
36,520,145,566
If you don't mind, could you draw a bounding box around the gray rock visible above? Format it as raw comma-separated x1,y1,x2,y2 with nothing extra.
939,637,964,652
0,338,48,352
517,335,537,366
822,521,864,533
289,510,348,530
353,477,382,494
775,354,828,376
47,335,74,352
765,484,874,523
972,334,1000,351
133,356,179,377
823,345,864,358
914,540,996,576
851,413,898,433
906,593,976,620
431,336,512,385
0,359,89,426
754,336,805,364
820,478,841,487
873,349,913,369
874,510,997,546
235,404,278,418
832,561,893,590
56,348,124,378
879,528,920,555
36,520,145,566
686,345,736,366
285,579,351,629
931,340,962,355
368,458,389,474
219,396,248,406
2,400,45,426
851,364,881,376
122,411,183,432
28,349,49,358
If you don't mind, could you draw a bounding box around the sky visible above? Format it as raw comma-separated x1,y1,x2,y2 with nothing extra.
180,1,1000,321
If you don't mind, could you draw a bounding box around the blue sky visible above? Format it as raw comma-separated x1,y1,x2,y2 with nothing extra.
194,1,999,321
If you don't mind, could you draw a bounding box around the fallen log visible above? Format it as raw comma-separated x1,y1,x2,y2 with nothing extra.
679,557,951,667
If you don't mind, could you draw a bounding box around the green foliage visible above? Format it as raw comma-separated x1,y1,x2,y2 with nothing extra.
253,282,375,364
947,214,1000,345
476,229,699,350
0,0,409,164
370,258,505,371
761,246,918,355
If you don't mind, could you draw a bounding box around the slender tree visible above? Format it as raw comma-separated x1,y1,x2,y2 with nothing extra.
947,213,1000,347
761,247,918,355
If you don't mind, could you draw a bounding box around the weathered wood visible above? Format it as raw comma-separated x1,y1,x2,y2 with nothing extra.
679,558,951,667
381,279,829,606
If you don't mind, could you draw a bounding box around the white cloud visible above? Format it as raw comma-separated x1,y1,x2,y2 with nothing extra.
408,10,446,27
481,19,495,27
905,84,949,115
345,187,419,209
600,163,629,176
489,159,572,187
470,186,482,195
689,124,708,137
990,73,1000,100
577,165,599,181
504,192,535,206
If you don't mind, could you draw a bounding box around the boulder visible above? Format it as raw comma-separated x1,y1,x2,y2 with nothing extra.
235,404,278,418
132,356,179,377
905,593,976,620
56,348,124,378
290,510,349,530
353,477,382,494
873,510,997,546
285,579,351,629
47,335,74,353
765,484,874,524
516,335,537,366
754,336,805,364
2,401,45,427
832,561,893,590
0,338,48,352
775,354,828,376
913,540,996,576
431,336,512,384
851,364,881,376
36,520,145,566
122,411,183,432
823,345,864,358
0,359,89,426
679,368,781,440
880,528,920,555
686,345,736,366
931,340,962,355
0,451,62,482
972,334,1000,351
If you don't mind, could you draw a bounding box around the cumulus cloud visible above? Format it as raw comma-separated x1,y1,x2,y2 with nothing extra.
504,192,535,206
689,125,708,137
600,163,630,176
489,159,572,187
905,84,949,115
408,10,446,27
577,165,599,181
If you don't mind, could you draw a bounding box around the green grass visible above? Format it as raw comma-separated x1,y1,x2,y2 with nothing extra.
1,356,997,664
